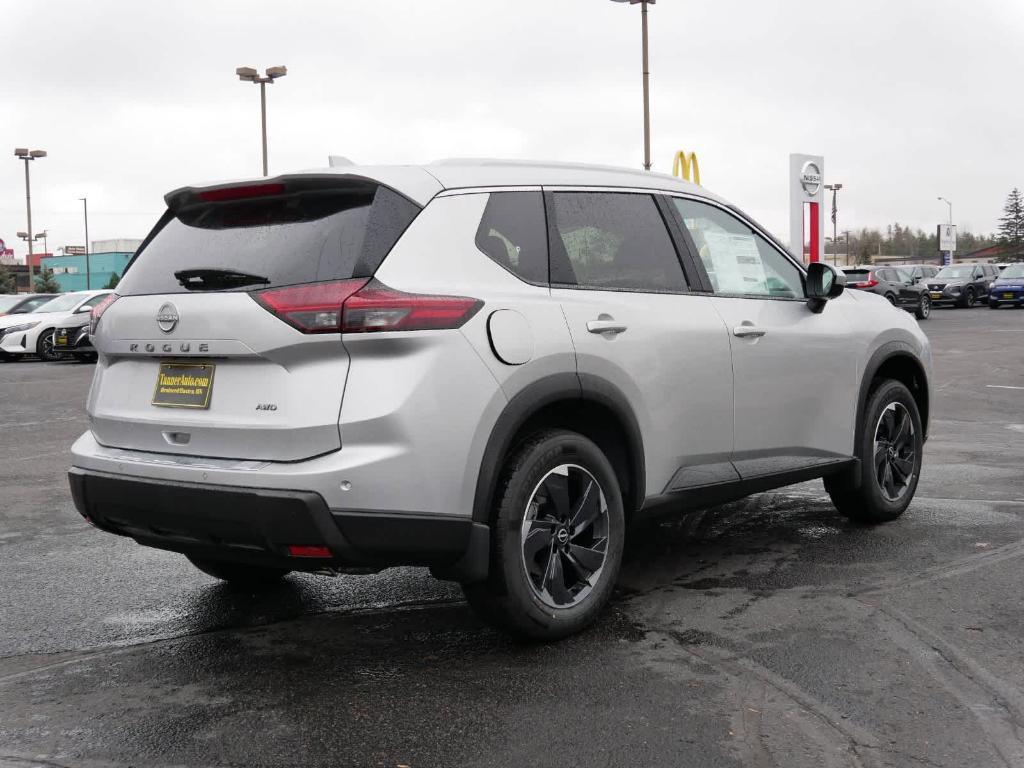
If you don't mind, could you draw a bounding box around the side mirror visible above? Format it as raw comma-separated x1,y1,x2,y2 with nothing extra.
806,262,845,314
75,305,91,314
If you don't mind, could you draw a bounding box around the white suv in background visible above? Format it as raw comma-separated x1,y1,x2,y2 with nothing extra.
69,160,932,640
0,290,111,362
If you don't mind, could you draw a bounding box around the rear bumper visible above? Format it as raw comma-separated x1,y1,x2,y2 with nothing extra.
68,467,488,581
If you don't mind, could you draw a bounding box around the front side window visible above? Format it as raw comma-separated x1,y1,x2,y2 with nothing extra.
548,192,687,292
671,198,804,299
475,192,548,284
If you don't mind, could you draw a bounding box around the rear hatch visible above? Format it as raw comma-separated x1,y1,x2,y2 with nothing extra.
89,176,421,461
842,269,873,289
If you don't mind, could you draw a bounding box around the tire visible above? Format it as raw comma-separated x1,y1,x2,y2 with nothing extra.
74,352,98,363
884,293,897,306
825,380,923,524
914,294,931,320
187,556,290,587
462,429,625,641
37,329,60,362
989,300,1000,310
960,288,976,308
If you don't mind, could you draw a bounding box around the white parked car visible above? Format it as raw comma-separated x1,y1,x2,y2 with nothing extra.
0,290,112,362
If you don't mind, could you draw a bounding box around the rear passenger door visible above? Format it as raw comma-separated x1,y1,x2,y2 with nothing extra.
891,268,921,306
666,196,859,478
546,190,736,500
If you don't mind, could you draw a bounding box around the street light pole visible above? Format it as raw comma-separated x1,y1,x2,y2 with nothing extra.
236,66,287,177
260,81,268,177
80,197,90,289
14,148,46,288
824,183,843,265
611,0,655,171
641,1,651,171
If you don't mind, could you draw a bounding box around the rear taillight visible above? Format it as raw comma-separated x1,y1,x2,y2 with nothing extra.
90,293,119,334
341,280,482,333
252,279,482,334
865,272,879,288
252,279,368,333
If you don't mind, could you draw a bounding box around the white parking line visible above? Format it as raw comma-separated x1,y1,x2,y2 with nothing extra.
987,385,1024,390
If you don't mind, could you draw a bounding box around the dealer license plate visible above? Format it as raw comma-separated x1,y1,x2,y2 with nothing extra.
1004,292,1015,300
54,330,69,347
152,362,215,409
930,292,942,299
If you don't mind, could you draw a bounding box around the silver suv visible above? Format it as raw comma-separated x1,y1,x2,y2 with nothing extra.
69,159,932,640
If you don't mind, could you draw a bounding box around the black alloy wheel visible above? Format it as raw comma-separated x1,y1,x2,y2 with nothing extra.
37,330,60,362
462,429,625,641
520,464,610,609
872,402,916,503
915,294,931,320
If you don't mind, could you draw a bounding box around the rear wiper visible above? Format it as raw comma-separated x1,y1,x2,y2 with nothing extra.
174,268,271,291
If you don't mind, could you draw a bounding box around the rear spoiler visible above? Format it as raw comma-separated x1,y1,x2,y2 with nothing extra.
164,174,382,213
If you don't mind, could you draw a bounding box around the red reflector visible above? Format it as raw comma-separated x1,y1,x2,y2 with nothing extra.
341,279,482,333
198,183,286,202
287,545,333,558
252,279,368,333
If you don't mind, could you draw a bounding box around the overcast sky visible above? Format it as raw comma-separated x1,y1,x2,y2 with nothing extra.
4,0,1022,260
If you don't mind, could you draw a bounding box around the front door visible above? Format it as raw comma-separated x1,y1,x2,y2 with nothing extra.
546,190,736,499
667,196,859,481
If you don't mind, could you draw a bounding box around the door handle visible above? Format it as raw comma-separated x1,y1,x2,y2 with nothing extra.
587,320,628,335
733,324,767,339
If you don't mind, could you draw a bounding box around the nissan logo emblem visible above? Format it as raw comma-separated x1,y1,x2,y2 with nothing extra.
156,302,179,333
800,160,822,197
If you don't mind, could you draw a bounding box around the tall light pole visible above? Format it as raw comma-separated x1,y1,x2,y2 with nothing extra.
80,197,90,289
611,0,655,171
14,148,46,286
824,183,843,265
236,65,287,176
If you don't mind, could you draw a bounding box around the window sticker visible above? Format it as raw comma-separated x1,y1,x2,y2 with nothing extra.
701,231,767,294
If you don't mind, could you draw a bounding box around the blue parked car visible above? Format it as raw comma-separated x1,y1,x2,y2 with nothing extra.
989,263,1024,309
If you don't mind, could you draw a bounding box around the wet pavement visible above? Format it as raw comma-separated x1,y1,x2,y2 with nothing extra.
1,306,1022,767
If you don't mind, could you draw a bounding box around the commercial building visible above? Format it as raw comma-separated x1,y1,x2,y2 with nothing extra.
40,238,141,292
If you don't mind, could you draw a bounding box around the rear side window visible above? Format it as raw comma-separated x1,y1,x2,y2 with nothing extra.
117,185,420,296
547,192,687,292
475,192,548,284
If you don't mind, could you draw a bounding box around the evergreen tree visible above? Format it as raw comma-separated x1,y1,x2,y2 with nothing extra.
0,264,16,294
34,267,61,293
997,188,1024,258
104,272,120,289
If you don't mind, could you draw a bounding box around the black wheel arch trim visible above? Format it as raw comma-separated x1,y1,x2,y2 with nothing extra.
472,372,646,524
857,342,930,446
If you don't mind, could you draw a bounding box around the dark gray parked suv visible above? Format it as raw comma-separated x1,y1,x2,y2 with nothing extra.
842,266,931,319
926,263,999,307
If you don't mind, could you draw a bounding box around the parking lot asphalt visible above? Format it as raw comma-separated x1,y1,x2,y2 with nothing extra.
1,305,1022,768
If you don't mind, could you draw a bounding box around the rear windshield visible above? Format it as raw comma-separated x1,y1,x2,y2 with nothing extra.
843,269,870,278
117,185,420,296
